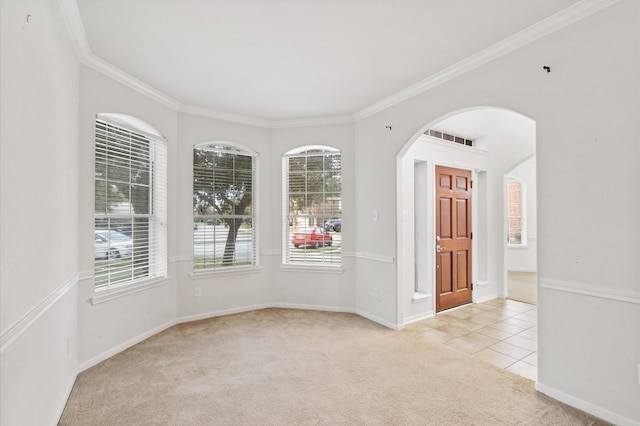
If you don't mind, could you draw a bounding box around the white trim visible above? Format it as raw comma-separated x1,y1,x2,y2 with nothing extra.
411,292,431,303
189,266,263,280
354,309,402,330
403,311,435,326
280,265,345,274
271,303,355,314
83,55,181,110
540,278,640,305
78,319,176,372
0,274,78,352
169,256,191,263
59,0,621,127
180,105,271,128
271,115,354,128
54,369,79,425
352,0,623,121
343,252,395,264
91,277,171,305
260,250,281,256
536,382,639,426
176,303,272,324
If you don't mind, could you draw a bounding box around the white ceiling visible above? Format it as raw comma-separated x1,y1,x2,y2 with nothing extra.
75,0,586,123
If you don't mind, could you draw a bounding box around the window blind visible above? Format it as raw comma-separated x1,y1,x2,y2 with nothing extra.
283,147,342,266
94,118,167,288
193,143,257,270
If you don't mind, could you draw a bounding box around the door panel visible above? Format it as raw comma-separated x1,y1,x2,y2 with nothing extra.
435,166,472,312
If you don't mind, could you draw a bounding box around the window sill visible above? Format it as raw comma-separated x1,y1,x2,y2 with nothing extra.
280,264,345,274
91,276,170,305
507,244,529,249
190,265,262,280
412,292,431,303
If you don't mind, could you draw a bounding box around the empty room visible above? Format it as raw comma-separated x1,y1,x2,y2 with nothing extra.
1,0,639,425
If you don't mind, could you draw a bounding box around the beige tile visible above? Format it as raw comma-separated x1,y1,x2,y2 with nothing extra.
488,322,525,334
439,309,473,320
418,328,457,344
416,317,449,329
466,315,498,327
472,348,518,369
500,317,536,329
516,329,538,342
474,326,518,341
435,323,470,337
488,341,533,360
506,360,537,381
474,310,514,322
503,335,538,351
445,337,484,355
459,331,500,348
522,352,538,366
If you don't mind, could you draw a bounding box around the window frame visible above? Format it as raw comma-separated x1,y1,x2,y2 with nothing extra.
506,176,527,247
93,114,168,291
282,145,342,268
192,142,259,273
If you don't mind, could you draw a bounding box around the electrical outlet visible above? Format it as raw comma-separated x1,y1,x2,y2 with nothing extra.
194,287,201,297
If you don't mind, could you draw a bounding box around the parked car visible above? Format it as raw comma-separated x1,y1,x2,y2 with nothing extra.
324,219,342,232
292,227,333,248
95,230,133,259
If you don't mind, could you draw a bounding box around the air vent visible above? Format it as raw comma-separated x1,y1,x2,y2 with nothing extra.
425,129,474,147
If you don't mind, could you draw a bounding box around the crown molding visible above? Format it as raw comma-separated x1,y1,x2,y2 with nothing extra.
271,115,354,129
178,105,272,128
58,0,181,111
60,0,621,127
352,0,623,121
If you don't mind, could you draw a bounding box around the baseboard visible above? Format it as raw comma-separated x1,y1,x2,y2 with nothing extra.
176,303,272,324
54,369,78,425
271,302,355,314
354,309,402,330
402,311,435,326
473,292,498,304
536,382,639,426
78,319,176,372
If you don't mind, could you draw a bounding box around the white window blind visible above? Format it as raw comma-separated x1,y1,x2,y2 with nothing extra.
193,143,257,270
283,146,341,266
94,117,167,289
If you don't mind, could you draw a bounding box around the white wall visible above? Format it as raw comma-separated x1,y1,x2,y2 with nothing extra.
506,156,537,272
353,1,639,422
77,66,179,370
175,112,274,321
0,0,80,424
270,124,356,311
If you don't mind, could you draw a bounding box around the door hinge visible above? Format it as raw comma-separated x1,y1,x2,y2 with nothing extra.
469,180,473,189
471,283,474,291
470,232,473,240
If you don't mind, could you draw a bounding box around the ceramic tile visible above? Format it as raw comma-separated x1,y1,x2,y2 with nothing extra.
472,348,518,369
488,341,533,360
506,360,537,381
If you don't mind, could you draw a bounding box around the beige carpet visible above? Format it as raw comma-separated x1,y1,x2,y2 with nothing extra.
60,309,606,425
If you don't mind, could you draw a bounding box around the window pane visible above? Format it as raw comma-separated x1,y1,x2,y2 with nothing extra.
193,146,257,270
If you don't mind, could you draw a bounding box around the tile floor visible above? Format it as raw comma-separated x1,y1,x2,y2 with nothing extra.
405,298,538,381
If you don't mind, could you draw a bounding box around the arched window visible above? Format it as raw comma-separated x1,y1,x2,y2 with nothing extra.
283,146,341,266
94,114,167,288
193,142,258,270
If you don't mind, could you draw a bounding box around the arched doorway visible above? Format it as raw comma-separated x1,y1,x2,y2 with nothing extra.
396,108,536,324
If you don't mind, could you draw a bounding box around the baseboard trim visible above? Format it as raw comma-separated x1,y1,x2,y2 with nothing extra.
536,382,639,426
176,303,272,324
355,309,402,330
402,311,435,326
78,319,176,372
271,303,355,314
54,369,78,426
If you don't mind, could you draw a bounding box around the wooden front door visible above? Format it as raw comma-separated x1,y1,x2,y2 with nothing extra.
435,166,472,312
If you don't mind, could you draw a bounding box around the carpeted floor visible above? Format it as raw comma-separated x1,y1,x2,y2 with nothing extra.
59,308,607,425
